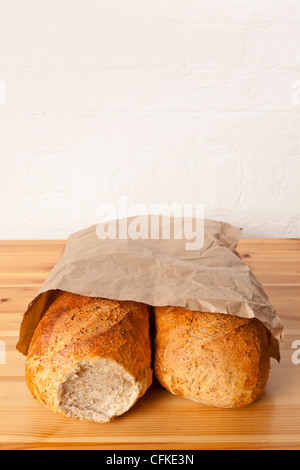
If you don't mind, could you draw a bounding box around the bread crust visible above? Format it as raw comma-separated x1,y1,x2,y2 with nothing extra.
153,306,270,408
26,292,152,421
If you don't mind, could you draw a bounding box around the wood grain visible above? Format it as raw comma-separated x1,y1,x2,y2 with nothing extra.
0,239,299,450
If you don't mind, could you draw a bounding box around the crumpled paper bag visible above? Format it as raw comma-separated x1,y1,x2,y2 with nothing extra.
17,217,283,361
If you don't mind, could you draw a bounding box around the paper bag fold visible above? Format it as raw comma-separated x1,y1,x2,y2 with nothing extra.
17,217,283,361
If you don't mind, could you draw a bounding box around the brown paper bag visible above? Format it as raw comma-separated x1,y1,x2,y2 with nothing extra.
17,217,283,361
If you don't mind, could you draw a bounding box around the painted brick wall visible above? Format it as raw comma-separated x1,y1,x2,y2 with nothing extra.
0,0,299,239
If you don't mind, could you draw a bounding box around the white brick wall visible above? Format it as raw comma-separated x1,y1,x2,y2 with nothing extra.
0,0,299,239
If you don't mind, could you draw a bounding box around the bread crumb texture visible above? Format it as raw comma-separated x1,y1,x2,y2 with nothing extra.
154,307,271,408
25,292,152,422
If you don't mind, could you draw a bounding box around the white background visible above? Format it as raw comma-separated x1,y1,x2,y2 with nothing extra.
0,0,299,239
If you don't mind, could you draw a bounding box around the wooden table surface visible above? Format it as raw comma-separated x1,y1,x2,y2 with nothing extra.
0,239,299,450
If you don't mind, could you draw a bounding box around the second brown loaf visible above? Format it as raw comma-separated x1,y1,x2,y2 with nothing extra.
153,306,271,408
25,292,152,422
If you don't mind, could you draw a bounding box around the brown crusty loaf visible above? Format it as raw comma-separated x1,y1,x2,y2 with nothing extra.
153,306,271,408
25,292,152,422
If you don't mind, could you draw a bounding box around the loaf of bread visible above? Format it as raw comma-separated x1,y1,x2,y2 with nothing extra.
25,292,152,422
153,306,271,408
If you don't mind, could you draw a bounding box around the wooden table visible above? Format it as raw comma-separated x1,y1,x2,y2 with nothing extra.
0,239,299,450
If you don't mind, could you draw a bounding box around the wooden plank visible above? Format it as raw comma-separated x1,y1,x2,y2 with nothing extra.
0,253,60,273
0,241,66,254
263,286,300,330
0,350,299,449
0,252,58,286
0,239,299,450
0,314,24,334
239,251,300,261
238,238,300,250
0,286,40,314
240,260,300,284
